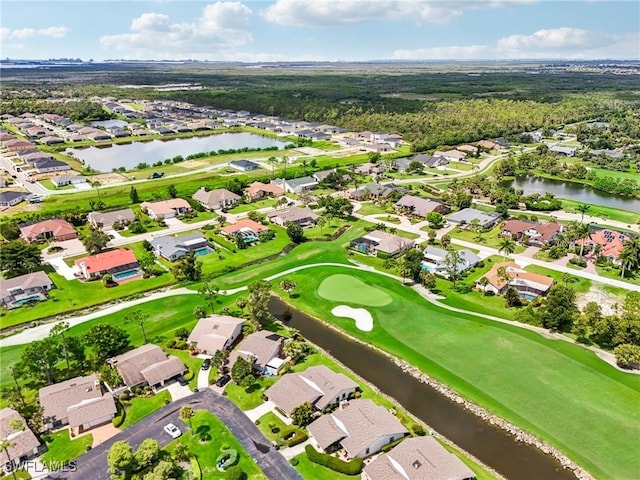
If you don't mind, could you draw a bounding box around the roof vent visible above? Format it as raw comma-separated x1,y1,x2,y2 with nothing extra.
412,460,422,469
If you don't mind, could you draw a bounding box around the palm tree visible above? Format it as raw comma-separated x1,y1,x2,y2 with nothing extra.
180,406,194,433
317,217,326,235
1,418,23,480
619,237,640,278
301,159,309,175
498,238,516,261
477,276,490,294
576,203,591,223
497,266,511,292
441,234,451,249
576,223,591,257
266,157,277,179
235,297,247,315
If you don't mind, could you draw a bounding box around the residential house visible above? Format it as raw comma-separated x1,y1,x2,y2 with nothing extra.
481,262,554,300
573,229,630,265
150,232,211,261
20,219,77,243
501,220,561,247
267,206,319,227
477,140,501,151
266,365,358,417
589,149,624,160
447,208,501,229
228,330,285,375
0,271,54,309
350,183,401,201
0,190,29,207
3,139,35,151
274,176,318,194
312,169,337,183
353,163,384,175
494,138,510,149
0,408,42,468
457,144,478,154
140,198,192,219
39,374,117,432
407,153,448,169
433,149,467,162
20,151,54,164
422,246,481,277
395,195,450,218
187,315,245,355
244,181,284,201
50,174,87,188
39,135,65,145
363,436,475,480
308,399,408,459
192,187,241,211
88,208,136,230
74,249,141,282
549,145,576,157
110,344,187,391
229,159,260,171
220,219,269,242
351,230,415,257
32,158,72,174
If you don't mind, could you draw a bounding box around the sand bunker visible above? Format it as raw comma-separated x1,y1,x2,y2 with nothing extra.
332,305,373,332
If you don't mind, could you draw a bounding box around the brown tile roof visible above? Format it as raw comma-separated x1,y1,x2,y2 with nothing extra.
192,188,240,208
308,399,408,457
228,330,283,370
395,195,446,217
20,219,76,242
363,230,415,255
266,365,358,416
220,219,268,236
575,229,628,260
111,344,186,387
484,262,554,291
244,182,284,197
267,206,319,224
88,209,136,228
0,408,41,459
502,220,561,243
364,436,475,480
187,315,245,354
39,374,110,427
140,198,191,216
66,393,117,429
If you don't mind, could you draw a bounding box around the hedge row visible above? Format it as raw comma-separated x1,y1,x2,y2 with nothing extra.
280,428,308,448
304,445,363,475
112,400,126,428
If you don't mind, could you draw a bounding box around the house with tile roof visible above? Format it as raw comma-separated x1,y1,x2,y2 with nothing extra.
228,330,285,375
192,187,241,210
20,219,77,243
308,399,408,458
422,246,481,277
220,219,269,242
351,230,415,257
188,315,245,355
109,344,187,391
363,436,475,480
266,365,359,417
244,181,284,201
140,198,192,219
0,271,53,309
0,408,42,468
480,262,554,299
573,228,630,266
88,208,136,230
267,206,319,227
74,249,140,282
501,219,561,247
395,195,450,218
39,374,117,433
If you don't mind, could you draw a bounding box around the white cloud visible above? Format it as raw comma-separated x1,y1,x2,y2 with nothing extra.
393,28,639,60
0,26,68,42
99,2,253,59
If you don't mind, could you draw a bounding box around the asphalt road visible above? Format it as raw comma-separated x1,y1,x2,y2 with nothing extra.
47,389,302,480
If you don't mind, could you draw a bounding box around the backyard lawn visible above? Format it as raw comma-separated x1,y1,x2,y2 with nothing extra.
292,453,358,480
120,390,171,429
170,410,267,479
448,225,526,254
355,202,389,216
278,265,640,480
40,429,93,469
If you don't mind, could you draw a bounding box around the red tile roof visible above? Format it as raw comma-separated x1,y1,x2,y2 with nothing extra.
20,219,77,242
220,219,268,235
502,220,561,243
74,249,137,273
575,229,627,260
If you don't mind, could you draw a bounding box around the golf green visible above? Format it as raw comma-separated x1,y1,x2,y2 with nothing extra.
317,274,393,306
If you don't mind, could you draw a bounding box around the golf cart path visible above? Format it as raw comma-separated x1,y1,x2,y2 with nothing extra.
3,263,636,375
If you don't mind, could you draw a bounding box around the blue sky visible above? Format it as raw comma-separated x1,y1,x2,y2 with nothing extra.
1,1,638,61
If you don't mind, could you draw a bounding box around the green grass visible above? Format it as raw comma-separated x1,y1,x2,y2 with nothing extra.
224,376,278,410
255,411,290,443
1,470,31,479
229,197,278,213
595,264,640,286
171,410,267,479
448,225,526,253
356,202,389,216
317,274,393,306
120,390,171,429
39,179,75,190
561,199,640,225
292,453,358,480
180,210,218,224
0,267,175,330
166,348,200,390
40,429,93,469
278,265,640,480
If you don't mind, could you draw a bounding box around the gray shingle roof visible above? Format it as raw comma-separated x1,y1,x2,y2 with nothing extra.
112,344,186,387
0,408,41,459
188,315,245,353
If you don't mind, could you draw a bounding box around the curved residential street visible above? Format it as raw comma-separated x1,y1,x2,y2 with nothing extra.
45,389,302,480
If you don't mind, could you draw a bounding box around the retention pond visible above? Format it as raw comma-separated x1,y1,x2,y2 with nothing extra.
269,296,577,480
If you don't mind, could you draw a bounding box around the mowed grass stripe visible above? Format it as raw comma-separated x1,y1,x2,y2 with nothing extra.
283,266,640,480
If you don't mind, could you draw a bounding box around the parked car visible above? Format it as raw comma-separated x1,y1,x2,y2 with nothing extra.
148,171,164,179
215,374,231,387
164,423,181,439
201,358,211,370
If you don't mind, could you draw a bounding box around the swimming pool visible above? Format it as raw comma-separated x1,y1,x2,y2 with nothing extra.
194,247,212,256
13,295,42,306
113,270,140,281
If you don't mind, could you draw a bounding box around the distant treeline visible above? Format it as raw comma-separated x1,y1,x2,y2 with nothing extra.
0,99,113,122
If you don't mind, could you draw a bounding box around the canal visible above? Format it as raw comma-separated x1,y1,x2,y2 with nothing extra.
503,175,640,212
269,297,577,480
66,132,289,172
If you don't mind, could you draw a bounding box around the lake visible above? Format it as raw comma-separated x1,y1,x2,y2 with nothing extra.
503,175,640,212
90,119,129,129
66,132,289,172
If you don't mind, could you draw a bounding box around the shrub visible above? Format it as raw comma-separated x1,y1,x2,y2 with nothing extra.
166,338,177,349
304,445,363,475
569,256,587,268
411,424,426,436
285,430,308,448
290,458,299,466
216,449,238,470
225,465,243,480
183,370,194,382
112,401,126,427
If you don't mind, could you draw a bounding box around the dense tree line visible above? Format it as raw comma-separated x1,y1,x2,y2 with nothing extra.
0,99,113,122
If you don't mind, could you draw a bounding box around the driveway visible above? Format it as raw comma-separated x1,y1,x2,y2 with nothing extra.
164,217,184,227
164,382,193,401
47,389,302,480
197,364,211,391
41,239,86,260
47,257,78,281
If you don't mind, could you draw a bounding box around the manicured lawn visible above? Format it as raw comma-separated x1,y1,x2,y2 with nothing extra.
167,348,201,390
180,210,218,224
1,470,31,479
40,429,92,469
317,274,393,306
279,265,640,480
120,390,171,429
595,264,640,286
356,202,389,216
224,376,278,410
0,268,175,330
303,217,351,240
171,410,267,479
255,411,290,443
229,197,278,213
561,198,640,225
448,225,526,254
292,453,357,480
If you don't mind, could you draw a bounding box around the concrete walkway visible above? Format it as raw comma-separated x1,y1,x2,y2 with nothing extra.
245,400,278,422
197,363,211,391
280,438,313,460
47,256,78,280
